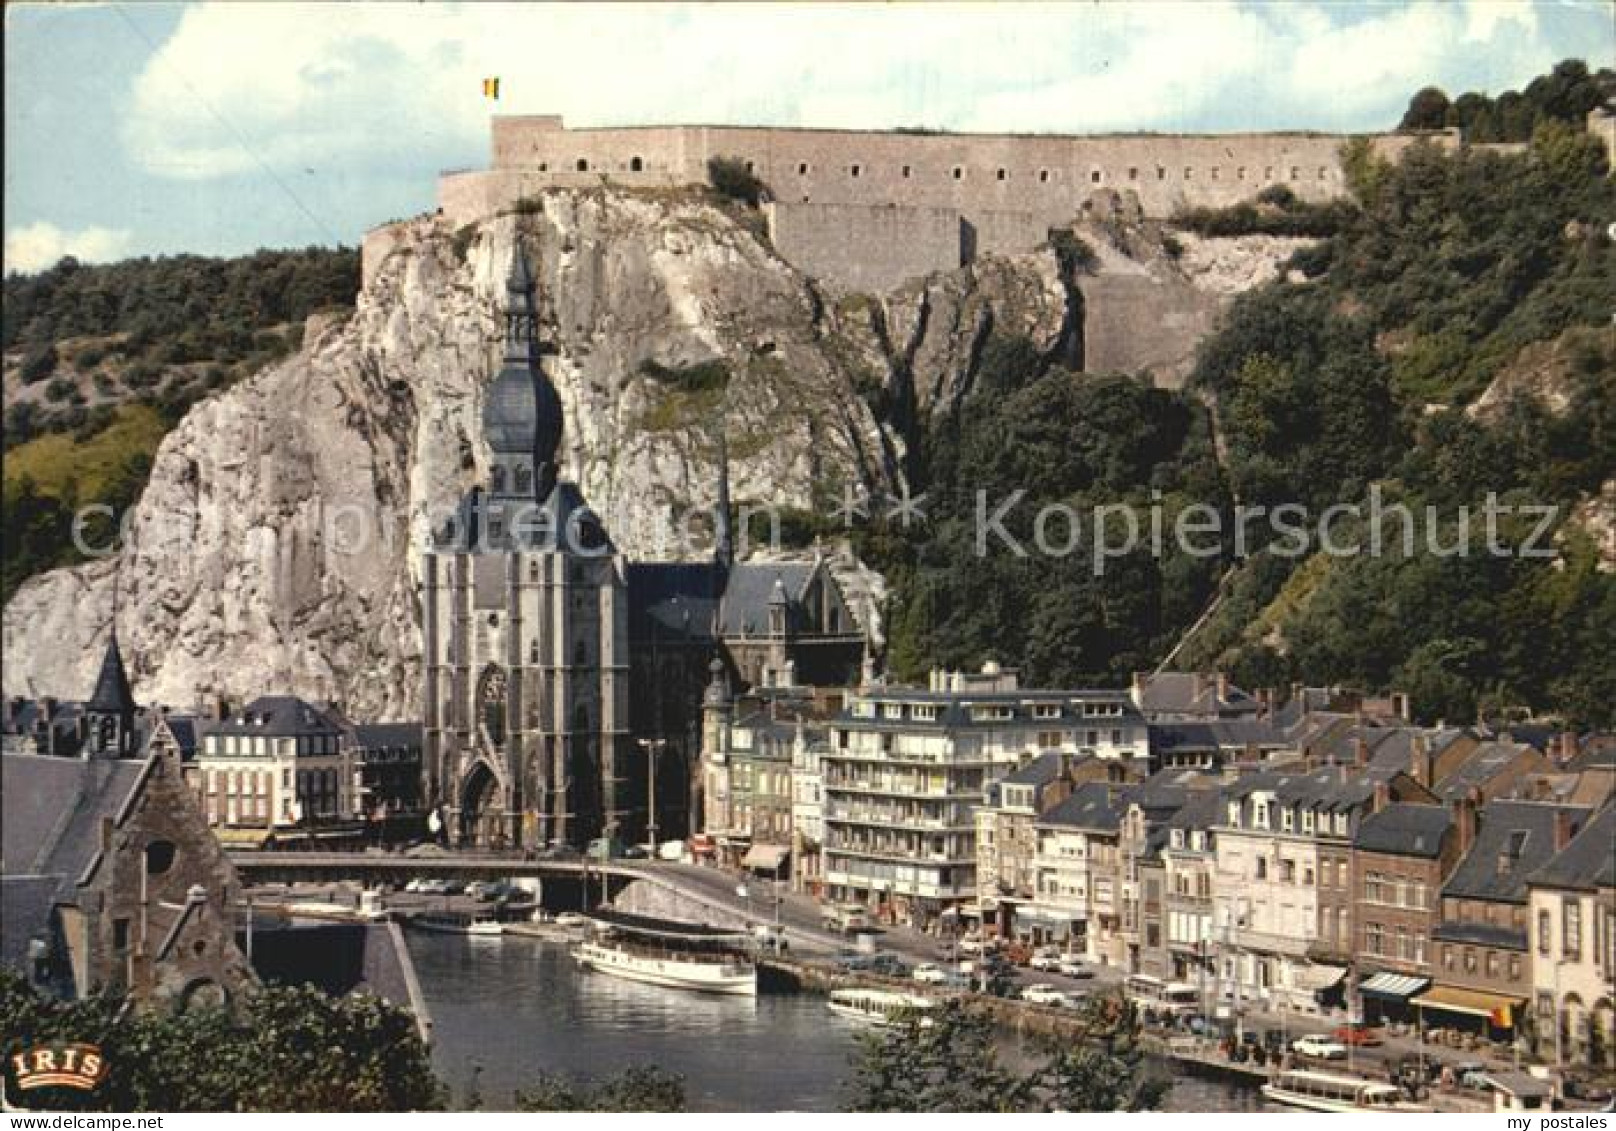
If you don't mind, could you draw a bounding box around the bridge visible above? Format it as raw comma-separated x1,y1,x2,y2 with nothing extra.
228,851,857,955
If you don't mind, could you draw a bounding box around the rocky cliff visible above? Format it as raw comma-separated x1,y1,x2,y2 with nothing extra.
2,189,1293,716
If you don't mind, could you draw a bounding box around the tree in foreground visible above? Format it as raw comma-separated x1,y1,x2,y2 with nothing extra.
844,994,1167,1112
0,971,446,1112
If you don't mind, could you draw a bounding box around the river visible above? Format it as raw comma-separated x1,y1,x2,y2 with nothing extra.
406,932,1274,1112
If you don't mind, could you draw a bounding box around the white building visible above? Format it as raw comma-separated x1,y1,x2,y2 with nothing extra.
823,665,1148,929
1526,807,1615,1070
193,696,355,846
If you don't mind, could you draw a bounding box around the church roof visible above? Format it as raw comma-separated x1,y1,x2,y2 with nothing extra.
86,635,135,715
717,562,816,636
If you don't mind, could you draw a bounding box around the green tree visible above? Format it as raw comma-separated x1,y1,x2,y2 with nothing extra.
0,971,446,1112
843,995,1166,1113
515,1066,687,1111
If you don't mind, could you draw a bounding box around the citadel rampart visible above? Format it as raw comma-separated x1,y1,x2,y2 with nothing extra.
385,116,1457,293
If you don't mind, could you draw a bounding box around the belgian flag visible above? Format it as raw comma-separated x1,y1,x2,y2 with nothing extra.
482,77,500,100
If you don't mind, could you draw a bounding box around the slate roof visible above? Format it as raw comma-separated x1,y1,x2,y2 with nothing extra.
1354,804,1453,858
1442,800,1592,903
1133,672,1259,719
1149,719,1287,753
0,876,61,973
1002,752,1073,787
1038,782,1122,832
627,562,722,640
1432,921,1529,950
1,753,145,880
205,696,343,738
159,716,199,757
352,722,423,749
1530,806,1616,891
717,562,816,637
1567,742,1615,772
1165,788,1224,833
86,636,136,716
1434,741,1539,802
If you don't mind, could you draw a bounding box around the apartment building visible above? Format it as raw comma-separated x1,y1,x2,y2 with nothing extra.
1525,806,1614,1068
1420,800,1591,1044
1029,782,1124,956
192,696,356,846
1161,790,1222,986
1350,802,1460,1023
822,665,1146,928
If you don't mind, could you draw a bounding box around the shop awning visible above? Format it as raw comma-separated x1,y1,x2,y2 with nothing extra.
214,827,274,848
1412,985,1522,1023
741,843,790,871
1293,964,1347,993
1360,972,1430,1000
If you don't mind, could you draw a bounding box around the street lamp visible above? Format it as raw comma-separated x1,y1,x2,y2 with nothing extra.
636,738,668,851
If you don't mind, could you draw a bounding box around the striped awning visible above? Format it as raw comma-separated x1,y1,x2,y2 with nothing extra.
1412,985,1522,1024
1360,972,1430,999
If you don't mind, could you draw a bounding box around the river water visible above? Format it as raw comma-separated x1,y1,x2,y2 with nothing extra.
407,933,1274,1112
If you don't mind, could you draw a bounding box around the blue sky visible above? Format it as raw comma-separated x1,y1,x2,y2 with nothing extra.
5,1,1612,271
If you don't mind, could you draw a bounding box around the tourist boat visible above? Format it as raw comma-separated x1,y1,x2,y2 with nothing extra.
409,910,504,937
827,987,938,1028
573,909,757,995
1261,1069,1431,1113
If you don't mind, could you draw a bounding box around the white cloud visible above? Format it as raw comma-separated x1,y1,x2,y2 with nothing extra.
4,222,133,273
119,1,1589,182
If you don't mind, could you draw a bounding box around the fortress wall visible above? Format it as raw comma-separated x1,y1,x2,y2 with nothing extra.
482,117,1458,219
405,119,1461,293
767,202,962,293
1079,273,1226,389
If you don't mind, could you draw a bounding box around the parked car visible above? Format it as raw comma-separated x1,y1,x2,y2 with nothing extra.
404,878,426,893
1021,984,1066,1005
1291,1034,1348,1060
1057,957,1095,979
1029,951,1062,972
554,911,589,929
1454,1063,1490,1090
621,844,650,860
1332,1022,1384,1047
868,954,911,978
912,963,948,985
958,936,986,955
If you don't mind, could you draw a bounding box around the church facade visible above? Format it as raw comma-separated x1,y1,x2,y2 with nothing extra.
421,248,869,849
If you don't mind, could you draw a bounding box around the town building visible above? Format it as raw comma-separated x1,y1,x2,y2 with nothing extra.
975,753,1111,935
2,732,255,1008
1525,806,1615,1070
350,722,426,842
1030,782,1125,956
1160,789,1222,988
821,666,1147,929
1350,802,1460,1024
191,696,357,848
1211,766,1432,1021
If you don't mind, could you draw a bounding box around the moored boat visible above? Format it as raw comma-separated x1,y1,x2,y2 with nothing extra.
573,909,757,996
827,987,938,1028
409,910,505,936
1261,1069,1431,1113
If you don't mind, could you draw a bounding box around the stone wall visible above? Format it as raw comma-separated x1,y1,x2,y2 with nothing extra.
414,116,1454,294
1078,273,1225,389
766,202,961,293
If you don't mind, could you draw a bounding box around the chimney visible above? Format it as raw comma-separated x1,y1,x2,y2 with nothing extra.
1372,780,1390,813
1216,672,1230,702
1353,737,1370,768
99,816,115,855
1553,809,1576,852
1393,692,1411,722
1557,732,1578,764
1452,790,1480,856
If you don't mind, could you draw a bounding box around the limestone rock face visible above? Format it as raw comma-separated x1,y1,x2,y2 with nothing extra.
2,194,920,714
3,189,1285,715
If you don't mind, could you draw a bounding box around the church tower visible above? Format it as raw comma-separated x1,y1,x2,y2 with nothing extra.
421,247,629,849
84,633,137,759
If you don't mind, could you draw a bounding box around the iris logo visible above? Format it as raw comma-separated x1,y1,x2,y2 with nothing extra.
8,1043,108,1093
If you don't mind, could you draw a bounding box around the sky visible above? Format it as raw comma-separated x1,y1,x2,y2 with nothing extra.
5,1,1612,272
